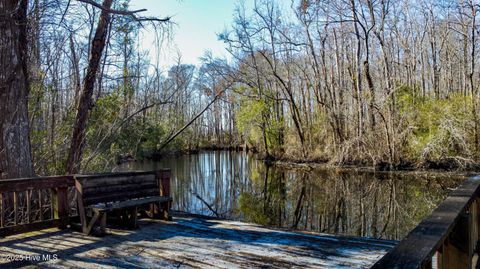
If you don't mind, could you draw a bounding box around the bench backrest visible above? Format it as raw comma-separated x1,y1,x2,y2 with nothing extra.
75,171,160,207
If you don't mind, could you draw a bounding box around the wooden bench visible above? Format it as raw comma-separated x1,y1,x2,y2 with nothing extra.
74,170,172,235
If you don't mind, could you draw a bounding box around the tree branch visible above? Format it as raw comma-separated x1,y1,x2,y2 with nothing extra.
157,89,227,152
83,101,172,169
76,0,170,22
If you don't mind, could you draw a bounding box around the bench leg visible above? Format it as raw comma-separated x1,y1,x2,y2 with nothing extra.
83,210,105,236
148,204,156,218
100,211,107,235
126,207,138,229
148,202,171,221
160,200,172,221
132,207,138,228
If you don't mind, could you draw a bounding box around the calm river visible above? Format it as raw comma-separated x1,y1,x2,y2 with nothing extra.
117,150,464,240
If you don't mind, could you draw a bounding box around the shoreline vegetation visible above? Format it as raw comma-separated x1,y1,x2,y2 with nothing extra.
118,146,480,173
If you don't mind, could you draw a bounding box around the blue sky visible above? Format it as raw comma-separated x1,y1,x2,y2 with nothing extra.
130,0,252,68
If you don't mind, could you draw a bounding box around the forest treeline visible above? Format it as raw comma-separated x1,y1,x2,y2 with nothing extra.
1,0,480,178
217,0,480,171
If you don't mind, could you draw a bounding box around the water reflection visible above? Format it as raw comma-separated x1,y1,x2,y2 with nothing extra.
118,151,463,240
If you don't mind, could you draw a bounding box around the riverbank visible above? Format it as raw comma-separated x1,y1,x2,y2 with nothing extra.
261,154,480,173
122,145,480,172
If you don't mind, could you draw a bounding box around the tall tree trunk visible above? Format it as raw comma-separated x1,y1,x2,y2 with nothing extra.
69,34,82,109
0,0,35,179
468,2,478,158
350,0,364,137
66,0,113,174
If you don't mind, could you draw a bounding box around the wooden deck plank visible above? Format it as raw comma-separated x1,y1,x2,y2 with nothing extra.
0,213,395,268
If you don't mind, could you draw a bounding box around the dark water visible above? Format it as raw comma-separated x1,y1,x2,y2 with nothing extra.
117,151,464,240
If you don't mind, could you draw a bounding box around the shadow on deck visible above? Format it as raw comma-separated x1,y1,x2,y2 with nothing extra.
0,212,396,269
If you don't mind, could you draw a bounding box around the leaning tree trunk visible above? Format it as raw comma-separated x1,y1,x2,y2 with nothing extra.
66,0,113,174
0,0,35,179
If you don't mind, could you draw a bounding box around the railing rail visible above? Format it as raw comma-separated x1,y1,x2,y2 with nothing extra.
372,176,480,269
0,169,170,237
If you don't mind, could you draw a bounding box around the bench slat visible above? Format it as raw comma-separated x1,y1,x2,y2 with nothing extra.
90,196,172,211
83,182,158,198
77,174,156,189
84,189,159,206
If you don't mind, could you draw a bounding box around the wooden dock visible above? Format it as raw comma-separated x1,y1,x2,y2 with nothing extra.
0,212,396,268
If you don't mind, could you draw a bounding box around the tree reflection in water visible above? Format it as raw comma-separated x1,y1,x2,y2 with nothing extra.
119,151,463,240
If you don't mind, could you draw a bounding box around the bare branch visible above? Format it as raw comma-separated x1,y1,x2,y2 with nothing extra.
76,0,170,22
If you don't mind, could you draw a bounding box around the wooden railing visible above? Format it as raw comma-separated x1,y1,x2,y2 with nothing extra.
372,176,480,269
0,169,171,237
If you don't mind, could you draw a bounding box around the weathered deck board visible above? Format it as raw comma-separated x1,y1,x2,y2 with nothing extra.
0,212,396,268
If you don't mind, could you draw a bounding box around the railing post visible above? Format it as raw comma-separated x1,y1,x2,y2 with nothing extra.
441,209,471,269
13,191,17,225
436,244,444,269
420,258,432,269
157,169,170,197
472,199,478,254
469,198,480,268
52,186,69,228
0,193,3,228
154,169,171,221
475,198,480,246
26,190,31,223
